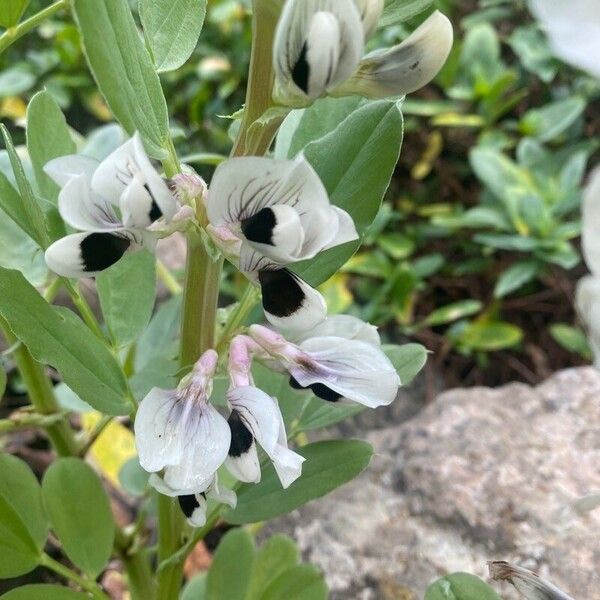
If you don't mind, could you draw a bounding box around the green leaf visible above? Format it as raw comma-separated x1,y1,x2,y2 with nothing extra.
206,528,256,600
0,454,47,578
0,67,35,98
181,574,206,600
296,399,364,432
0,268,129,415
118,456,149,497
459,321,523,352
96,251,156,347
425,572,501,600
423,300,483,327
261,564,328,600
72,0,170,157
1,125,49,249
0,585,89,600
383,343,428,384
225,440,373,524
246,535,299,600
26,91,76,203
494,261,539,298
140,0,206,72
380,0,433,27
520,98,585,142
0,365,6,398
550,323,592,360
42,458,115,578
508,25,557,83
0,0,30,28
295,100,403,286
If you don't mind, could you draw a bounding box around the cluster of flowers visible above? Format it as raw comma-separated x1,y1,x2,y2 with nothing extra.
43,0,454,526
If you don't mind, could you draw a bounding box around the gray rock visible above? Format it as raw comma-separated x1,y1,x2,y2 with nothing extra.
264,368,600,599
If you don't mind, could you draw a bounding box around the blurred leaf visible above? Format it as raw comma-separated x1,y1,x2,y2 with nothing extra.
140,0,207,72
383,343,428,384
246,535,299,600
72,0,170,157
0,67,35,98
295,100,403,286
97,250,156,348
42,458,115,578
0,585,89,600
0,0,30,27
318,274,353,314
26,91,76,204
380,0,433,27
520,98,585,142
296,399,364,432
225,440,373,524
459,321,523,352
0,454,47,578
206,528,255,600
423,300,483,327
261,564,328,600
425,572,501,599
494,260,540,298
378,233,415,259
0,366,5,398
508,25,557,83
0,268,129,415
118,456,149,497
181,575,206,600
550,323,592,360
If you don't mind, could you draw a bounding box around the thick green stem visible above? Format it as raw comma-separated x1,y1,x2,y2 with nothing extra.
115,528,156,600
156,493,185,600
0,317,78,456
40,553,110,600
0,0,69,55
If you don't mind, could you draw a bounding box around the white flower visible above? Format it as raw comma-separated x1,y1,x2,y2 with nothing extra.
273,0,453,105
44,133,178,278
150,474,236,528
249,324,400,408
134,350,231,494
206,155,357,330
224,336,304,488
529,0,600,80
287,314,381,347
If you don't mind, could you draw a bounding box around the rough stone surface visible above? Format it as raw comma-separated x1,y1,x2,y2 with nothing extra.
263,368,600,599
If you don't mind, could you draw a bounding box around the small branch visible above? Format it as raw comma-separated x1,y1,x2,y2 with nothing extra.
156,259,182,296
0,410,68,434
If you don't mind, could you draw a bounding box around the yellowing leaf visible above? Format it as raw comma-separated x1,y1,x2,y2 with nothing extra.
0,97,27,121
318,274,352,313
82,413,136,486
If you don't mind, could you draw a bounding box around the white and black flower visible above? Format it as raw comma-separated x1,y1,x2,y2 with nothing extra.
224,336,304,488
249,324,400,408
134,350,231,494
206,155,356,330
273,0,453,105
44,133,178,278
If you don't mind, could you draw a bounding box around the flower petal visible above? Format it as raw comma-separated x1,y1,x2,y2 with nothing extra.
292,336,400,407
162,403,231,492
334,11,453,99
582,167,600,275
289,315,381,346
45,230,136,278
44,155,99,187
226,410,261,483
320,206,359,252
354,0,384,39
178,493,208,528
258,268,327,331
134,388,186,473
273,0,364,101
575,275,600,367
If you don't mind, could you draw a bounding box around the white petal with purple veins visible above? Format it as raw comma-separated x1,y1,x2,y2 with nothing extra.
44,155,99,187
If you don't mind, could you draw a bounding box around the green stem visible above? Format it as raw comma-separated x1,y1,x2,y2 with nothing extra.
62,279,106,340
0,411,67,434
0,316,78,456
40,553,110,600
0,0,69,55
216,283,260,352
115,529,156,600
156,493,185,600
157,259,182,296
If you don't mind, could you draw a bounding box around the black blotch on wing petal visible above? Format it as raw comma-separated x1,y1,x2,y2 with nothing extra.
241,207,276,245
259,269,304,318
80,232,131,272
178,494,199,518
228,411,254,458
289,376,342,403
292,42,310,94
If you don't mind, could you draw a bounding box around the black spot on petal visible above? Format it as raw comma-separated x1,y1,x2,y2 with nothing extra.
178,494,199,518
228,411,254,458
80,232,131,273
259,269,304,319
241,207,276,245
292,42,310,94
289,376,342,403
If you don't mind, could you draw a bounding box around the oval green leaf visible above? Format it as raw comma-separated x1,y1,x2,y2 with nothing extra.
225,440,373,524
261,564,328,600
42,458,115,578
0,585,89,600
425,572,501,600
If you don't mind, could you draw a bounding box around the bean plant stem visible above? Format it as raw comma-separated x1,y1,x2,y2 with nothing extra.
40,553,110,600
156,259,183,295
0,0,69,55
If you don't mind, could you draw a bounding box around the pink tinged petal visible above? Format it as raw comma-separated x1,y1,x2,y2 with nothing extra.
162,403,231,492
57,173,120,231
134,388,186,473
44,155,99,187
292,337,400,408
334,11,453,99
582,167,600,275
44,230,135,278
258,269,327,331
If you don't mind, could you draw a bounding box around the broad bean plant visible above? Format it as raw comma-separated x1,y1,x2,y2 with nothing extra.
0,0,452,598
